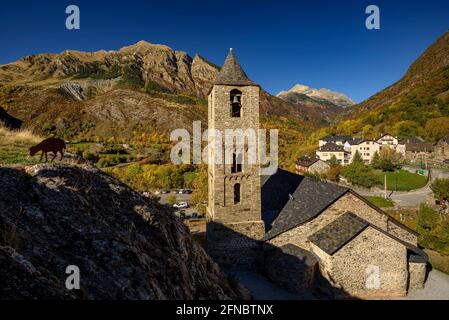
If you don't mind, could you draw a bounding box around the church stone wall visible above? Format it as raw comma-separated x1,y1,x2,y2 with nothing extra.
310,227,408,298
262,245,318,293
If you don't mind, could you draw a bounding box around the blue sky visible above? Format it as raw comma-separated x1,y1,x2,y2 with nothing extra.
0,0,448,102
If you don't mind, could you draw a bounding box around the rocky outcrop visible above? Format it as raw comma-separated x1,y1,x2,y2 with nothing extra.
59,83,85,101
277,84,355,109
0,164,247,300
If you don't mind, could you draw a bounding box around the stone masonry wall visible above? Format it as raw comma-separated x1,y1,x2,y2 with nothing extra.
206,84,265,270
311,227,408,298
408,262,427,290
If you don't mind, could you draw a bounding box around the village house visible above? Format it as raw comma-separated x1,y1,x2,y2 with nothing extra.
349,139,380,164
434,137,449,161
319,135,353,148
316,143,350,165
376,133,399,149
296,156,330,175
206,50,427,299
397,136,434,164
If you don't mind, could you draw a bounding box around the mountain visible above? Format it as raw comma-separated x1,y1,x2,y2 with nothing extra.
0,41,341,141
336,30,449,141
277,84,356,109
0,163,248,299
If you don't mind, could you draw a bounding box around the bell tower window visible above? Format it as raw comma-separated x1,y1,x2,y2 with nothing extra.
234,183,241,204
231,153,243,173
230,89,242,118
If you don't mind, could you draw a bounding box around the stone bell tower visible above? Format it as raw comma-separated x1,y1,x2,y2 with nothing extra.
206,49,265,270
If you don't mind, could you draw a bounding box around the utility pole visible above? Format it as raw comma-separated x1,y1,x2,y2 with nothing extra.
384,174,387,199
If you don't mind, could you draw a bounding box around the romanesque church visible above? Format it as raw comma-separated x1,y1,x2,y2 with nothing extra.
206,49,428,299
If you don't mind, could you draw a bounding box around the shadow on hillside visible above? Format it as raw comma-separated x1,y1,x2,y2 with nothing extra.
0,106,23,129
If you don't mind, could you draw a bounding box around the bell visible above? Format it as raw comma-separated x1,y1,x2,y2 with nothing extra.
233,95,240,104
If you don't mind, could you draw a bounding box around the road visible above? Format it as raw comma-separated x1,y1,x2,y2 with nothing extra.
356,166,449,207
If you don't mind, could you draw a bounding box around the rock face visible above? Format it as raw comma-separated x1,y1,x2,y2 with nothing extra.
0,164,247,300
59,83,85,101
3,41,219,98
277,84,355,109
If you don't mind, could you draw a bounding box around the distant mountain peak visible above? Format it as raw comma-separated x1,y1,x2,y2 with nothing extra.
277,83,355,109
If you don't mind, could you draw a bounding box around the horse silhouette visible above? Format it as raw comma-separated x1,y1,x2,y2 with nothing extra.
29,137,66,162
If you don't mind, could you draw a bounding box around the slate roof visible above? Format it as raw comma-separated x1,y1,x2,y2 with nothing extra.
296,155,319,167
399,136,425,144
347,138,365,145
319,143,345,152
308,212,369,255
320,135,353,143
214,49,257,86
405,142,434,152
262,169,349,240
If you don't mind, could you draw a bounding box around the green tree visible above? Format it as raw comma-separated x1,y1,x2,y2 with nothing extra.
425,117,449,143
371,151,381,169
328,155,339,167
352,150,363,164
341,161,377,188
431,178,449,203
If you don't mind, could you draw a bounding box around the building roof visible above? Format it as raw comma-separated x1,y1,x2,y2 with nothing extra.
308,212,369,255
319,143,345,152
399,136,425,144
377,133,396,140
261,169,419,241
347,138,365,145
296,155,319,167
308,212,428,262
405,142,434,152
320,135,353,143
213,49,257,86
262,170,349,240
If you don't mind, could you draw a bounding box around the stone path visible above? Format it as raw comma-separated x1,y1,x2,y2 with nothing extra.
234,270,449,300
401,270,449,300
233,271,314,300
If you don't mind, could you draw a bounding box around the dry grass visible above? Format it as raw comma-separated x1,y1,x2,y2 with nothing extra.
426,249,449,274
0,123,44,165
0,123,42,145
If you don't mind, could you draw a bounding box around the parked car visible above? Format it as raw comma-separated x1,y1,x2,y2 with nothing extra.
173,202,189,209
179,189,193,194
190,212,204,219
159,190,169,194
142,192,151,198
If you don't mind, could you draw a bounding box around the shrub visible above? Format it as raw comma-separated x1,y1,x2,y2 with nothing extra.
417,204,449,255
144,80,172,94
341,162,378,188
431,178,449,202
167,195,177,206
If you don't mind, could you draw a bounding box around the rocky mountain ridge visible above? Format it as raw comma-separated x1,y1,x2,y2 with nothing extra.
277,84,355,109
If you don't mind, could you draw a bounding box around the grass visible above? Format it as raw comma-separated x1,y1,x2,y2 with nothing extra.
0,124,43,165
365,196,395,208
373,169,428,191
425,249,449,275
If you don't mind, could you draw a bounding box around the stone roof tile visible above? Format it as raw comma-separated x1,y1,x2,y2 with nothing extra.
308,212,369,255
214,49,257,86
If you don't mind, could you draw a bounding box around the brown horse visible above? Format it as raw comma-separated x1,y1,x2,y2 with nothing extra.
29,137,66,162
